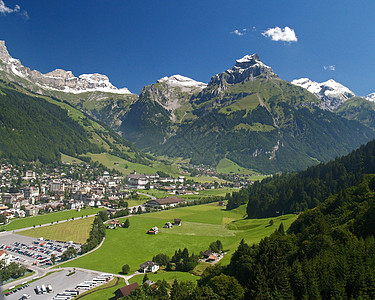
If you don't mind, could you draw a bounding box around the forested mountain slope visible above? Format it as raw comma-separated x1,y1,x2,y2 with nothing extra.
0,80,149,165
199,175,375,299
226,137,375,218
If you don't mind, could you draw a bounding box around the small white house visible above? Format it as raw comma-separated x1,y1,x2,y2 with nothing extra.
139,261,159,273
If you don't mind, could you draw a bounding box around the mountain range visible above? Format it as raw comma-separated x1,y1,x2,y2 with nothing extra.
1,40,375,173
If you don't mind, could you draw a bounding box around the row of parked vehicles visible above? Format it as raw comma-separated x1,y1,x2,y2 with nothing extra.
75,274,113,290
1,238,81,266
52,290,79,300
34,284,53,294
3,283,30,297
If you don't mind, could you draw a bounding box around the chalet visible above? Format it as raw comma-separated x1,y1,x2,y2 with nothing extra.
114,282,139,298
107,219,120,229
146,196,186,209
163,222,173,228
126,172,149,189
147,226,159,234
202,250,214,258
139,261,159,273
202,250,218,261
174,218,182,226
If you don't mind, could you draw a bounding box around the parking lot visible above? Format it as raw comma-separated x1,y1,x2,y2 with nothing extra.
0,232,81,267
4,269,112,300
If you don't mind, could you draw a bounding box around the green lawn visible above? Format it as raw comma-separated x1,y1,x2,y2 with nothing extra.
126,200,147,207
137,189,169,199
129,270,199,285
19,217,95,243
216,158,264,177
89,153,157,175
88,153,181,176
60,203,297,273
0,208,104,231
61,153,84,164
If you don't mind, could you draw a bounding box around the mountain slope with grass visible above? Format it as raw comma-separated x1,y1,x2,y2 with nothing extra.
0,79,150,166
153,54,375,173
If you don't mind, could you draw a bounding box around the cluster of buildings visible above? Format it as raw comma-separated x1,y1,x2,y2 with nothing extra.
0,163,126,223
125,171,241,193
125,171,185,190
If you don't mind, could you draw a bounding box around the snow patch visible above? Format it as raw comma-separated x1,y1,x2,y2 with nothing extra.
365,92,375,102
158,74,207,89
292,78,355,110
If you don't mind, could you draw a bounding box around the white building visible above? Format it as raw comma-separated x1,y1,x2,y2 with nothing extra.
126,172,149,189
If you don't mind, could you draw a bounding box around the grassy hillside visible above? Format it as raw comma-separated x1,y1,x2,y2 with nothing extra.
216,158,256,175
336,96,375,129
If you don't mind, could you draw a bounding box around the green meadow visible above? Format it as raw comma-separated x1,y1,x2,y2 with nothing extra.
129,270,199,285
20,217,95,244
60,203,297,274
87,153,181,176
0,208,104,231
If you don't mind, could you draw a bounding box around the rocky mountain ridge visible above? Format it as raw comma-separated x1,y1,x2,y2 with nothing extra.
291,77,355,110
0,40,131,95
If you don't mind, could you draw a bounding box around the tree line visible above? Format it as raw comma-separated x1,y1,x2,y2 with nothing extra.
226,138,375,218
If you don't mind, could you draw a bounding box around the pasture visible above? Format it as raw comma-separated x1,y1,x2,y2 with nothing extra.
0,208,104,231
60,203,297,274
19,216,95,243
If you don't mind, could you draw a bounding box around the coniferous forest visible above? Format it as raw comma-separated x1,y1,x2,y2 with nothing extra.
226,138,375,218
197,175,375,299
0,86,100,163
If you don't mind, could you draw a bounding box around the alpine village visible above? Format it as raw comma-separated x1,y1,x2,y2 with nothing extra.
1,3,375,299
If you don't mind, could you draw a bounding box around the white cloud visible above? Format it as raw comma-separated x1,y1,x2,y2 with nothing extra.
230,29,247,36
324,65,336,71
262,26,298,42
0,0,28,19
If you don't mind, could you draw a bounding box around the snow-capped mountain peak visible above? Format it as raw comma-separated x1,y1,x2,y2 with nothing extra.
365,92,375,102
157,74,207,89
291,78,355,110
0,40,132,95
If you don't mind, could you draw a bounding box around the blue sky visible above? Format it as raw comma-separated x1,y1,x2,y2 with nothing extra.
0,0,374,95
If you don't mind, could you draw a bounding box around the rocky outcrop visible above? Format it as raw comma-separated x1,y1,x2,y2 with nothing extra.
0,40,131,94
292,78,355,110
210,53,277,86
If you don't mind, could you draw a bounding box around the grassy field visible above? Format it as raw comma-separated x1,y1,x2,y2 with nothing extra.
126,200,148,207
61,153,84,164
0,208,104,231
19,217,95,243
184,176,225,183
136,189,169,199
129,270,199,285
88,153,181,176
216,158,266,178
60,203,297,274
